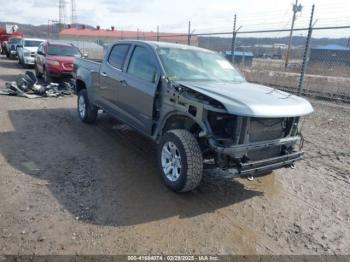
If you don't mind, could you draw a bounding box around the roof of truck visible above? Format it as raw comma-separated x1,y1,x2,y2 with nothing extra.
113,40,213,53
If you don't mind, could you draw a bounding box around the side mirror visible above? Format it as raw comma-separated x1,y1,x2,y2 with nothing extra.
17,45,23,48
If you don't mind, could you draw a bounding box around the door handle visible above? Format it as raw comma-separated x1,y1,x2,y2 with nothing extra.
101,72,107,77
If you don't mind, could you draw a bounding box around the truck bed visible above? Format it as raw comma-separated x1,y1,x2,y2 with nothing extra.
75,57,102,72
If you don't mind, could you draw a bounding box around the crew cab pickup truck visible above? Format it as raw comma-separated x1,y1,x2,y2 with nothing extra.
74,41,313,192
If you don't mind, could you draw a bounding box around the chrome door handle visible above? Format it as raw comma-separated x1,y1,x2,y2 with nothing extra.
101,72,107,77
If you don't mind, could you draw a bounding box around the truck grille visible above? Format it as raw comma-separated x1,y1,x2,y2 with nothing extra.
62,63,73,71
247,117,291,161
249,118,286,142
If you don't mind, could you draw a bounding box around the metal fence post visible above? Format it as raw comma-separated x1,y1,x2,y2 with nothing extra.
231,14,237,64
298,4,315,96
157,25,160,42
188,21,191,45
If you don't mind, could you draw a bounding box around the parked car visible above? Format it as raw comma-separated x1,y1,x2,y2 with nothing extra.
0,27,23,56
5,36,22,58
35,40,82,82
17,38,44,67
74,41,313,192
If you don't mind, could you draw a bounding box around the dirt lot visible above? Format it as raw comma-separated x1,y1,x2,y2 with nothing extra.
0,57,349,255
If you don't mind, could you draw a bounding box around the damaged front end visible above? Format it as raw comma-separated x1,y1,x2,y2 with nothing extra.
160,80,309,177
205,112,304,175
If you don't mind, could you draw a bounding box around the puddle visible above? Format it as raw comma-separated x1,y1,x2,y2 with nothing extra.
21,161,40,174
240,172,280,197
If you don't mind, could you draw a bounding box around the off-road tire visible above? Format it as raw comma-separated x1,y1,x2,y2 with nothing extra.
158,129,203,192
77,89,98,124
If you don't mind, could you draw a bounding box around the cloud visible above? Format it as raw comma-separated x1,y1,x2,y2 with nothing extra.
0,0,348,37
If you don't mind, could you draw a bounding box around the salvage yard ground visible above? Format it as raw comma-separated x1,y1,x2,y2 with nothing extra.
0,56,349,255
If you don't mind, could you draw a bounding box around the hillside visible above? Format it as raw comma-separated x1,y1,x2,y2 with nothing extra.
0,22,93,38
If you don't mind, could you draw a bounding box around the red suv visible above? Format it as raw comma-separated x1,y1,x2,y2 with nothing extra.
35,40,81,82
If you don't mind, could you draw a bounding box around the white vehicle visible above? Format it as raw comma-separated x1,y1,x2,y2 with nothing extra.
17,38,44,66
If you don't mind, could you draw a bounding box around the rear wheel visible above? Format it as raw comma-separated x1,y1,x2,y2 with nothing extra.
77,89,98,124
158,129,203,192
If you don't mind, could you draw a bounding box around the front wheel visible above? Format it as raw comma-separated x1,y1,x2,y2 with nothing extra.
158,129,203,192
77,89,98,124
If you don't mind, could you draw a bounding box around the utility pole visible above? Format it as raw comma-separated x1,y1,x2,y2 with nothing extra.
187,21,191,45
59,0,66,30
298,4,315,96
71,0,77,26
231,14,237,64
137,28,139,40
48,19,59,37
284,0,303,70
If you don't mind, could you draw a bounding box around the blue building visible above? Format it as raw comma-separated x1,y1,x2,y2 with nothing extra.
225,50,254,66
309,44,350,66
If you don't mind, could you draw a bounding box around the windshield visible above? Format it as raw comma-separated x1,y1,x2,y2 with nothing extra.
24,40,43,47
9,38,21,44
47,45,81,57
157,47,245,82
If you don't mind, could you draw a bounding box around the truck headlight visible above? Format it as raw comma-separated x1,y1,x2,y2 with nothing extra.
47,60,60,66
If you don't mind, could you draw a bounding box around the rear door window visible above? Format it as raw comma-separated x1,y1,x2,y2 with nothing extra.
108,44,130,70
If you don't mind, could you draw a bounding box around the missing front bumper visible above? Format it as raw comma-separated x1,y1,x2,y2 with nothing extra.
209,136,300,158
238,151,304,175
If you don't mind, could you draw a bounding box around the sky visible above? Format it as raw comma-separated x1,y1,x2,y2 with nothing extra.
0,0,349,37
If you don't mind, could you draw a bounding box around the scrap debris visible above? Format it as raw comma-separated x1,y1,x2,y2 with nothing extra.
0,71,74,98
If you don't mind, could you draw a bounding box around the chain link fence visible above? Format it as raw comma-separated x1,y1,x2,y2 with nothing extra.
55,23,350,103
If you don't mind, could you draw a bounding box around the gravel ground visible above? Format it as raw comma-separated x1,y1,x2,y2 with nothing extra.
0,57,349,255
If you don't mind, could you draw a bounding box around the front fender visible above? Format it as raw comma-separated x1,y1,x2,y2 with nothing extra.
153,111,209,142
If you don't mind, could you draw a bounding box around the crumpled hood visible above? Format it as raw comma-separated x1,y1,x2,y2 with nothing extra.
177,81,314,118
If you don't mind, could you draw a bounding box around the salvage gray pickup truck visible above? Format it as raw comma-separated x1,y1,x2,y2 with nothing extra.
74,41,313,192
